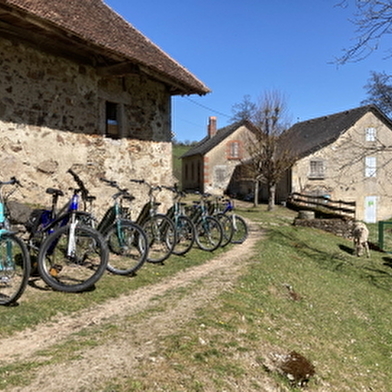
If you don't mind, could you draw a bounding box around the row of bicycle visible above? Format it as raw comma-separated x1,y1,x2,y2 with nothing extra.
0,170,248,306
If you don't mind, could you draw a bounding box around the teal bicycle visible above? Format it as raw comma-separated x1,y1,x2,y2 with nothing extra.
0,177,31,305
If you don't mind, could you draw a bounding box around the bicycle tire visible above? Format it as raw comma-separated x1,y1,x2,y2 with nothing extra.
215,213,234,247
195,216,223,252
37,224,108,293
105,220,148,275
171,215,195,256
230,215,248,244
142,214,176,263
0,233,31,306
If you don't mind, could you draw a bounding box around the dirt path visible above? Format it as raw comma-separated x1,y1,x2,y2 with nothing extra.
1,221,261,391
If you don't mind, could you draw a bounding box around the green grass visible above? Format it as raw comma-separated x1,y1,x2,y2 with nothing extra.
99,205,392,391
0,245,223,337
3,204,392,391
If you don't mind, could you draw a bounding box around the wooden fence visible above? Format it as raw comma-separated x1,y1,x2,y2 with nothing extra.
287,192,356,219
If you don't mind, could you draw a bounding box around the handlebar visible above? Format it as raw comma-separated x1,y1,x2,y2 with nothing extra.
130,179,144,184
67,168,90,201
130,179,162,193
100,177,119,188
0,176,22,187
100,178,134,201
162,185,187,198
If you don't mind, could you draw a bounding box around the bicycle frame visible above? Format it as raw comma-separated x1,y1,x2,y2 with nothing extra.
0,180,16,276
220,198,240,229
131,180,161,226
96,181,136,244
188,194,210,226
28,182,91,261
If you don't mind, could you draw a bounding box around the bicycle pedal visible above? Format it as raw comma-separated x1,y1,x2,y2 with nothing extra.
49,264,62,277
0,276,10,283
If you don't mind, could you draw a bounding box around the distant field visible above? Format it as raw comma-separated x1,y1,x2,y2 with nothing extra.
172,144,191,187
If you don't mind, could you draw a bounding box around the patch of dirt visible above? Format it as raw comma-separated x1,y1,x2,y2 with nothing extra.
1,222,262,391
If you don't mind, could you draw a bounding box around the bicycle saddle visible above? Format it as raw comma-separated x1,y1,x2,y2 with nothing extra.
46,188,64,197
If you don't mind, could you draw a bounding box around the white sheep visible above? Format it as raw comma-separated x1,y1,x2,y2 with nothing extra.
352,221,370,258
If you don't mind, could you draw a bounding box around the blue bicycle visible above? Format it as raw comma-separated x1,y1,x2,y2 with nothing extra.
27,172,108,293
0,177,31,306
220,198,248,244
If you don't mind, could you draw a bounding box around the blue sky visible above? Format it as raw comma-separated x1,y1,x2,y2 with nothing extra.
105,0,390,142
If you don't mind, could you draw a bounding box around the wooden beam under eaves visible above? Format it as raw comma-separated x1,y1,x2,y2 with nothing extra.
97,62,140,77
139,65,193,96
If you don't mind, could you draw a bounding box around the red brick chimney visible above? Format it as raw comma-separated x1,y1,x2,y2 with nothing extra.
208,116,217,138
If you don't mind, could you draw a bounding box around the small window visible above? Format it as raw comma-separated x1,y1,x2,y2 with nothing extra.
365,156,377,177
106,101,119,139
309,160,325,179
214,166,227,183
366,127,376,142
227,141,241,159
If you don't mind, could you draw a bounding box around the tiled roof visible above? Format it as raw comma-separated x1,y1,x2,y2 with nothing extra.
1,0,210,95
280,104,392,159
181,120,257,158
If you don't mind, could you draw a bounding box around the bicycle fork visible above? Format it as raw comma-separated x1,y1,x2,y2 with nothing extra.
67,221,77,258
0,232,15,282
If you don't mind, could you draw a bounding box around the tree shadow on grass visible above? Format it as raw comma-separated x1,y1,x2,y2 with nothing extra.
269,228,392,292
382,256,392,268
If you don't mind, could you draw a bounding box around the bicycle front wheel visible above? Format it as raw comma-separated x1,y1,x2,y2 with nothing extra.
38,224,108,293
231,215,248,244
142,214,176,263
172,215,195,256
195,216,223,252
0,234,30,306
105,220,148,275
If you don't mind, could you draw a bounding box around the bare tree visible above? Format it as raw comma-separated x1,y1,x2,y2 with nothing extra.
362,71,392,116
234,91,296,210
337,0,392,64
231,95,257,122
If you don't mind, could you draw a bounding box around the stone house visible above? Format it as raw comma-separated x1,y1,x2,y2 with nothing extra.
180,117,257,194
278,104,392,223
0,0,209,215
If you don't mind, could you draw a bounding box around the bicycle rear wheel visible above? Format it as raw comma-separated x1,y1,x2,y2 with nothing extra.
105,220,148,275
231,215,248,244
0,233,30,306
172,215,195,256
38,224,108,293
195,216,223,252
215,213,234,247
142,214,176,263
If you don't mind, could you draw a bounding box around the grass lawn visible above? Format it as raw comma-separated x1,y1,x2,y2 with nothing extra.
1,204,392,391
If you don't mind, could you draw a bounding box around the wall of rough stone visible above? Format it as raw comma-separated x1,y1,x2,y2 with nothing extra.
0,37,174,218
293,217,354,239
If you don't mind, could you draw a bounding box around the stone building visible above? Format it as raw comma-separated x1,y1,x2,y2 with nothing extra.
279,105,392,222
0,0,209,214
181,117,257,194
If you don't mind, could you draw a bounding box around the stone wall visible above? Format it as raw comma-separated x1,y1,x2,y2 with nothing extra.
0,37,174,218
293,217,354,239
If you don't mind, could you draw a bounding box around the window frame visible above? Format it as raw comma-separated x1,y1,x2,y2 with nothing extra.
365,127,376,142
308,159,325,180
365,156,377,177
227,140,242,160
105,101,121,139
